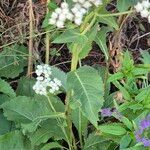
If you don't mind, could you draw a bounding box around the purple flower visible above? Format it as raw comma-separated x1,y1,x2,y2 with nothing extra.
135,115,150,147
101,108,112,117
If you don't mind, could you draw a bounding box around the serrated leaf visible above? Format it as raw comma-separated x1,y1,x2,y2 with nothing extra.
52,29,88,44
83,133,111,150
67,66,104,127
98,124,126,135
71,107,88,135
0,44,28,78
1,96,65,125
41,142,63,150
0,79,16,98
0,110,12,135
16,76,36,97
0,130,27,150
79,23,98,59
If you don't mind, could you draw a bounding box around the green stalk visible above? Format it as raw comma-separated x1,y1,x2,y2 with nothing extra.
45,0,50,64
27,0,34,76
46,95,72,150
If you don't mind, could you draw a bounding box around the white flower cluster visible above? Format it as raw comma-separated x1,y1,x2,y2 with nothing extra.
49,0,102,28
134,0,150,23
33,64,62,95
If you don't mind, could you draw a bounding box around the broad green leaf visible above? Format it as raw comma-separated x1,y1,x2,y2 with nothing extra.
52,29,87,44
16,77,36,97
95,27,113,60
79,23,98,59
120,134,132,149
98,124,126,135
0,110,12,135
0,79,16,98
41,142,63,150
117,0,133,12
1,96,65,125
67,66,104,127
98,12,119,30
0,131,27,150
0,94,11,106
83,133,111,150
71,107,88,135
0,44,28,78
29,128,53,147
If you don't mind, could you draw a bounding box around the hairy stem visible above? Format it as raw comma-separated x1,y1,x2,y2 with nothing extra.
27,0,34,76
45,0,50,64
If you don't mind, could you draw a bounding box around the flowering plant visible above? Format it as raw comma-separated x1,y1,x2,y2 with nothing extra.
0,0,150,150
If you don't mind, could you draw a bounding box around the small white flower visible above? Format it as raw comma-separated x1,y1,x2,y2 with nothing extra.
55,8,62,14
61,2,69,9
51,12,58,19
56,20,64,28
140,9,149,18
75,11,83,18
74,18,82,25
71,7,79,14
134,2,144,12
141,0,150,9
54,78,62,86
59,14,66,21
66,13,74,20
83,1,92,9
79,0,85,4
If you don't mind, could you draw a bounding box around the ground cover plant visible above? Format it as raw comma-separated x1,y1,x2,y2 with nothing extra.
0,0,150,149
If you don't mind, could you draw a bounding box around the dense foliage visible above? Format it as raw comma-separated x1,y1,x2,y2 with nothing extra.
0,0,150,150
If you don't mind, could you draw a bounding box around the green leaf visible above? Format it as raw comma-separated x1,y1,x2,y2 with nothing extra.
108,72,124,82
95,27,113,60
117,0,134,12
79,23,98,59
0,79,16,98
29,128,53,147
121,117,133,130
83,133,111,150
98,12,119,30
140,50,150,64
41,142,63,150
71,107,88,135
52,29,87,44
67,66,104,127
16,77,36,97
1,96,65,125
0,110,12,135
0,44,28,78
120,134,132,149
98,124,126,136
0,94,11,106
135,87,150,104
0,131,26,150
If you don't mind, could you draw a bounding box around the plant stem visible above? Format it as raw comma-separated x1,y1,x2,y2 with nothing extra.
46,95,72,150
97,10,134,17
27,0,34,76
45,0,50,64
